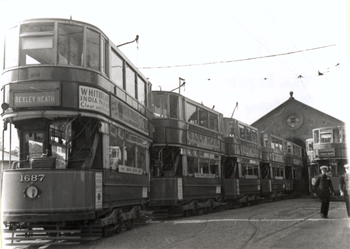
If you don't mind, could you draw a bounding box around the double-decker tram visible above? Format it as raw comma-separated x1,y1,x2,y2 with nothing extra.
308,126,347,197
222,118,261,206
285,141,304,195
260,133,288,200
149,91,224,217
1,18,153,245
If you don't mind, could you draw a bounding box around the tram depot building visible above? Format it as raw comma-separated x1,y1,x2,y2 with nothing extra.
251,91,346,192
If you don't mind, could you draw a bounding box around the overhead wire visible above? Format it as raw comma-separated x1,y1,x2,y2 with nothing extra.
228,12,298,77
138,44,335,69
265,9,319,73
264,9,316,101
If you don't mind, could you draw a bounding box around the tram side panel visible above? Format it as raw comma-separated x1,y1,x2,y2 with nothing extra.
2,170,97,223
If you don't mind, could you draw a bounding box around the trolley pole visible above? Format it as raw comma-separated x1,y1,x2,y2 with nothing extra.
179,77,185,94
171,78,186,93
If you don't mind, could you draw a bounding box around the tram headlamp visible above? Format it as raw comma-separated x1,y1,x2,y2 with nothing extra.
1,102,9,111
24,184,41,199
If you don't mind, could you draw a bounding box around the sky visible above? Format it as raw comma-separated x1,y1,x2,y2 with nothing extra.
0,0,349,128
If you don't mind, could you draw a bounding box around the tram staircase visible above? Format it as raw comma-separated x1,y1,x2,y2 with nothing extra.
68,119,99,169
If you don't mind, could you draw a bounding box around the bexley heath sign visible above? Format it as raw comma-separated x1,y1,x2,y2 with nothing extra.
14,92,57,107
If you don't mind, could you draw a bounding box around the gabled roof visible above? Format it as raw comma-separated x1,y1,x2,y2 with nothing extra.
251,91,345,126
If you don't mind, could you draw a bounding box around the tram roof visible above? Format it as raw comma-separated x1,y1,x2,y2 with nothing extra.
4,18,150,85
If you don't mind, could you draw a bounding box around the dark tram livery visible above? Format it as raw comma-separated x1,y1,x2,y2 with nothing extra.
306,126,347,196
260,133,289,199
0,18,346,246
150,91,224,216
222,118,261,206
1,18,153,244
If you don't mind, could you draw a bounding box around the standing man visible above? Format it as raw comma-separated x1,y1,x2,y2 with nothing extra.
339,164,350,217
314,165,334,218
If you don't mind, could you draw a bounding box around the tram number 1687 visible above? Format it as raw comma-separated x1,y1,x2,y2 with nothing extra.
20,175,46,182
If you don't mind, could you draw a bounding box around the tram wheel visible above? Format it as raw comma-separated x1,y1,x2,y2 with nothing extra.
103,225,115,237
125,218,135,230
197,209,204,216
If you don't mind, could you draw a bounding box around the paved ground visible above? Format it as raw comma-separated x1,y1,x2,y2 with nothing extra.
3,198,350,249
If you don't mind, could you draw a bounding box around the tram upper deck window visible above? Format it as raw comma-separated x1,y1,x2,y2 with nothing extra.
314,130,319,143
239,124,245,139
307,140,313,151
340,128,346,143
263,134,269,147
251,129,257,143
320,129,332,143
111,49,124,89
199,108,208,128
246,127,252,141
138,76,146,106
333,128,340,142
86,28,100,71
209,113,218,131
293,144,301,156
58,24,83,66
20,22,55,66
153,94,168,118
101,37,108,75
5,27,19,68
272,137,283,151
170,95,179,118
126,64,136,99
186,103,198,124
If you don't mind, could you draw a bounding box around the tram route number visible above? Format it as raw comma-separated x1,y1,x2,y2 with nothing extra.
20,174,46,182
